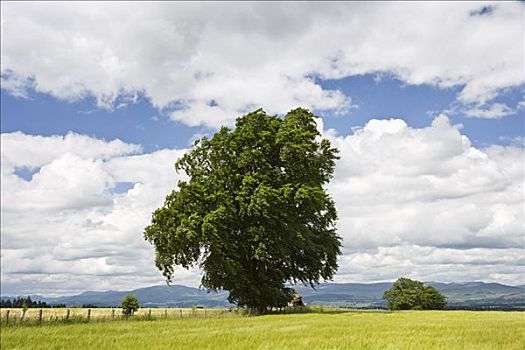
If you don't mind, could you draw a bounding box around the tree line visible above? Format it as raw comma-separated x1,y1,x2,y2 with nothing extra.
0,296,66,308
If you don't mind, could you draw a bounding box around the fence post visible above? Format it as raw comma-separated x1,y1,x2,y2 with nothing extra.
87,309,91,321
112,309,115,319
165,309,168,319
204,309,206,318
38,309,43,323
180,309,182,318
5,310,9,325
148,309,152,319
66,309,70,320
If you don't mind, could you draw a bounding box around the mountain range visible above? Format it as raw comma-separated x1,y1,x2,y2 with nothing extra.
2,282,524,310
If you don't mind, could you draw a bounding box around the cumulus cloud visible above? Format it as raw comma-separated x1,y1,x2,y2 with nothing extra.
1,2,523,126
1,115,524,295
327,115,524,284
1,132,189,295
1,132,142,171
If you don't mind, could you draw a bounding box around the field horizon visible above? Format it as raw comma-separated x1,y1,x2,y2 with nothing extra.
3,281,524,310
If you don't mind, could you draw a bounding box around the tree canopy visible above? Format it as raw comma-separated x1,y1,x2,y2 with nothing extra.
144,108,341,310
383,277,447,310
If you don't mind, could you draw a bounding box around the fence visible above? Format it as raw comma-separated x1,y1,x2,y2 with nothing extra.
0,307,239,325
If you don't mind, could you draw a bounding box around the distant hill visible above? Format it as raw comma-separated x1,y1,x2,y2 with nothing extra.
3,285,232,308
2,282,524,309
294,282,392,307
429,282,525,309
296,282,525,309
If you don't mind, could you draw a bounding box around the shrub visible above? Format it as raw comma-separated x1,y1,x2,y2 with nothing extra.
383,277,446,310
121,294,140,317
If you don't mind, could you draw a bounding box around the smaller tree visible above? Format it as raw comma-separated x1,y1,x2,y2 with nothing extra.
383,277,446,310
21,301,29,320
121,294,140,317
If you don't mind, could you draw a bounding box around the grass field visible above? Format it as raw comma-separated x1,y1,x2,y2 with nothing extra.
1,310,524,349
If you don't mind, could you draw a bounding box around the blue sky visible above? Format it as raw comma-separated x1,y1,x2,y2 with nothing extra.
1,2,524,296
319,76,524,147
1,90,204,152
2,74,523,153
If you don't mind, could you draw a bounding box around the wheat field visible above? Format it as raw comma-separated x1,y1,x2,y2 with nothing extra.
1,310,524,349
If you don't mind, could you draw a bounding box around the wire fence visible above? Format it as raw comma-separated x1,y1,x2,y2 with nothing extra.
0,305,324,327
0,307,242,326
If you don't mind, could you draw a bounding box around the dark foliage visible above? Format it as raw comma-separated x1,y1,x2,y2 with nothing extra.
145,108,341,310
0,296,65,308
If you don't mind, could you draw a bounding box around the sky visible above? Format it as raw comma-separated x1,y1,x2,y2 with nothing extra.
1,1,524,296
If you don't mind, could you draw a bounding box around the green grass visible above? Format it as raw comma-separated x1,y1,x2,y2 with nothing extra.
1,311,524,349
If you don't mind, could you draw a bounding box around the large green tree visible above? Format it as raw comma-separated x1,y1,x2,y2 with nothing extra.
145,108,341,311
383,277,447,310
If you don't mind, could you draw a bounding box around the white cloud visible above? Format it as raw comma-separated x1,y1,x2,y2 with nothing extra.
1,2,523,126
326,115,524,284
337,246,525,284
1,132,188,295
0,131,141,172
1,115,524,295
464,103,516,119
0,70,35,98
499,136,525,147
